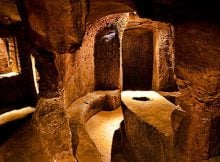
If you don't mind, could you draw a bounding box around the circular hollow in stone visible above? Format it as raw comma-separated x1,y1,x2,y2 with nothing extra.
132,96,150,101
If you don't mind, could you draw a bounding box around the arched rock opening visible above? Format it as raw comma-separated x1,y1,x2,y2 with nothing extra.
94,25,121,90
122,28,153,90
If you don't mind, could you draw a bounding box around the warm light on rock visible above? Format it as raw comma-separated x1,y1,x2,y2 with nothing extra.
0,107,35,126
0,0,219,162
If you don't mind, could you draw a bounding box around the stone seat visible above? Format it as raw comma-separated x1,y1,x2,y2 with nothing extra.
65,90,120,162
121,91,180,162
66,90,120,123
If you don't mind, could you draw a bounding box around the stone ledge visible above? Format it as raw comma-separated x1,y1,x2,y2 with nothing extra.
66,90,120,123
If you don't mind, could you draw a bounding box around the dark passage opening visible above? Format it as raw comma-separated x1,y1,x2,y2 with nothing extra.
94,26,120,90
122,28,153,90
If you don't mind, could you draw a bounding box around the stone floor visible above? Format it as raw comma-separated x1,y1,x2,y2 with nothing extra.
85,107,123,162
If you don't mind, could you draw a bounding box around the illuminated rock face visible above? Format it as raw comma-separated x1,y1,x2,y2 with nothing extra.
63,13,129,108
121,91,182,162
0,1,220,162
17,0,88,53
66,90,120,162
29,13,127,162
33,97,76,162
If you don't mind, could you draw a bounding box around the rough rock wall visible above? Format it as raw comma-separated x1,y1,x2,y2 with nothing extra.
16,0,88,53
33,97,76,162
27,48,76,161
153,22,177,91
64,14,129,108
122,28,153,90
26,13,129,161
0,0,21,25
175,21,220,161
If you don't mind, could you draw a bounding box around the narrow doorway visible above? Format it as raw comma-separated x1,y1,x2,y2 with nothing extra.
122,28,153,90
94,26,120,90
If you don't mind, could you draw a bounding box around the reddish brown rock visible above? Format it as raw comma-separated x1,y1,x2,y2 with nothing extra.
33,97,76,162
65,90,120,161
158,91,181,104
66,91,107,162
0,0,21,25
32,49,62,98
64,13,129,108
94,25,121,90
175,21,220,161
121,91,178,162
17,0,88,53
104,90,121,111
2,1,220,162
153,22,176,91
122,28,153,90
122,14,177,91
